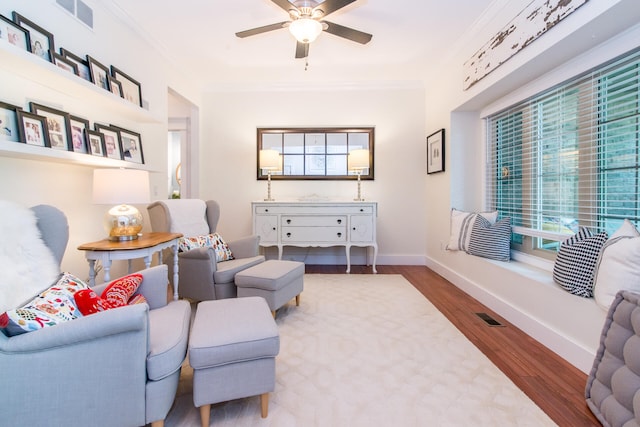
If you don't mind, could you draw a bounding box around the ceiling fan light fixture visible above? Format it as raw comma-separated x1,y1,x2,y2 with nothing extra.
289,18,322,43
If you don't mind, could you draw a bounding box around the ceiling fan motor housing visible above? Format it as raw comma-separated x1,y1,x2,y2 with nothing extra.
290,0,325,19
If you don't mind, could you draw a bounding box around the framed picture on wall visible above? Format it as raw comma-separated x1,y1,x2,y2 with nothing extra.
111,125,144,164
87,55,111,91
0,101,23,143
12,12,54,62
17,110,50,147
426,128,445,174
87,129,105,157
60,48,91,81
0,14,30,51
29,103,72,151
69,115,89,154
111,66,142,107
95,124,122,160
51,51,78,75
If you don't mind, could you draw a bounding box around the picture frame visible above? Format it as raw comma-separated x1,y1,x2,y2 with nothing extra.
17,110,50,147
12,12,54,62
108,76,123,98
95,124,122,160
29,103,72,151
51,51,78,75
111,66,142,107
0,14,30,51
111,125,144,164
69,115,89,154
426,128,445,174
60,48,91,81
87,55,111,91
0,101,23,143
87,129,105,157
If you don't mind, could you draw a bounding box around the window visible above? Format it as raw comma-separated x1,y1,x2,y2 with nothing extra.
257,127,374,180
487,48,640,257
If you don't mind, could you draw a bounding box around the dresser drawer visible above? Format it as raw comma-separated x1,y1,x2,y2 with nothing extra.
281,226,347,242
281,215,346,227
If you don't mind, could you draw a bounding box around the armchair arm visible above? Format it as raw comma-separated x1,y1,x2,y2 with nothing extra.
228,235,260,259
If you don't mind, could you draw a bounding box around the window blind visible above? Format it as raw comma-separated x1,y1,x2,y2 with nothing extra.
486,48,640,251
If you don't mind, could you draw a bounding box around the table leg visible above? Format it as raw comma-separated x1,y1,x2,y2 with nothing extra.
172,243,179,301
143,255,152,269
103,260,112,283
88,259,96,287
345,245,351,273
371,243,378,274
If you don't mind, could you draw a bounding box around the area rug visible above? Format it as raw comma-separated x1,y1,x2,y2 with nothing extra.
165,274,556,426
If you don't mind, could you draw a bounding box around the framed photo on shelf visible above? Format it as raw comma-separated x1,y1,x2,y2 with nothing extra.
87,129,105,157
69,115,89,154
426,128,445,174
12,12,54,62
60,48,91,81
29,103,72,151
111,66,142,107
111,125,144,164
87,56,111,91
95,124,122,160
51,51,78,75
108,76,123,98
0,14,30,51
17,110,50,147
0,101,23,143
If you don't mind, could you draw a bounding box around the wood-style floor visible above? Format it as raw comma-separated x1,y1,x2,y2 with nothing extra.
304,264,600,427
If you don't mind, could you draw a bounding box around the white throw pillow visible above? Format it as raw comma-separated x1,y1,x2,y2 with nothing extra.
0,201,60,313
593,220,640,310
447,209,498,251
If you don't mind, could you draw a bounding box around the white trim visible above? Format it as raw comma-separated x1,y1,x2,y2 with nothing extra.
512,225,570,242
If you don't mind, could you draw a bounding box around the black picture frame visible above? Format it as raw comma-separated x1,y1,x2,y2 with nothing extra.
95,123,122,160
111,66,142,107
60,48,91,81
87,129,106,157
87,55,111,91
12,12,54,62
51,51,78,75
69,115,89,154
17,110,50,147
111,125,144,164
0,101,23,143
427,128,445,174
29,102,72,151
0,14,30,51
108,75,123,98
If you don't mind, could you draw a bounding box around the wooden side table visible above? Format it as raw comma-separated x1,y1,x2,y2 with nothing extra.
78,232,183,300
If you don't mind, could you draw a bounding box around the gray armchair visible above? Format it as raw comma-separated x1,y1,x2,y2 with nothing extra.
147,199,265,301
0,204,191,427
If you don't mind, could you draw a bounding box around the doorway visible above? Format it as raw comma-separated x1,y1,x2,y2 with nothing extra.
167,88,199,199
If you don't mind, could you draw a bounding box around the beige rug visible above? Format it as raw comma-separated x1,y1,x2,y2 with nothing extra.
165,274,556,426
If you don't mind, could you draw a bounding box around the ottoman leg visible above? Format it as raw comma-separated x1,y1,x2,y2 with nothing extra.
199,404,211,427
296,294,301,306
261,393,269,418
271,310,276,318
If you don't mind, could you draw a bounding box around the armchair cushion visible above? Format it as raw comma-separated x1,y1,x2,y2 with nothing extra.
178,233,234,262
0,272,87,336
213,255,266,284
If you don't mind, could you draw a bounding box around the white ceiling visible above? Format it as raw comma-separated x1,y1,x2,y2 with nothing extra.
107,0,496,87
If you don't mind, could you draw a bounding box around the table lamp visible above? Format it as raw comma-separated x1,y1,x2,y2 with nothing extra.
259,149,281,201
349,149,369,201
93,168,150,241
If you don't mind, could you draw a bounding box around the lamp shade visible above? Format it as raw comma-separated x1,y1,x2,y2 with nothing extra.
289,18,323,43
259,149,281,171
93,168,150,205
349,149,370,170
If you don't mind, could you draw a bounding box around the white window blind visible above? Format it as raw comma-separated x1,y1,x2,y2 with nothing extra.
486,48,640,253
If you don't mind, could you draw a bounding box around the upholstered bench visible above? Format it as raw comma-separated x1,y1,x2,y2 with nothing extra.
188,297,280,426
235,260,304,317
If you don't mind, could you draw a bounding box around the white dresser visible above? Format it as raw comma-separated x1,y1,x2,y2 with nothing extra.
252,200,378,273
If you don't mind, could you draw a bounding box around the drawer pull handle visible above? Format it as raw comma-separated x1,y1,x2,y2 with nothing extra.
360,208,364,212
337,219,342,224
286,219,291,224
353,227,356,230
337,232,342,237
286,233,291,238
265,209,269,212
272,227,276,231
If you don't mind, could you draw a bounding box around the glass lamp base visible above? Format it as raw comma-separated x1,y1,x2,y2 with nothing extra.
104,204,143,241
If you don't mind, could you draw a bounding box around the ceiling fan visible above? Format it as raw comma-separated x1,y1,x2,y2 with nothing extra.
235,0,372,59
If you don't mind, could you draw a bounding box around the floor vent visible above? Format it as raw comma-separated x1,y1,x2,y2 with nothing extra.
475,312,504,327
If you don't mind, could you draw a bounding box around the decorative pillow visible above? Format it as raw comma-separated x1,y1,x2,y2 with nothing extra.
74,289,115,315
466,216,511,261
593,220,640,310
552,227,608,298
447,209,498,251
178,233,234,262
0,272,88,336
101,274,143,308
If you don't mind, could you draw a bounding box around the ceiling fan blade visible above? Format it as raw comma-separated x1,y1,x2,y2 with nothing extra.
314,0,356,17
271,0,299,14
235,21,289,38
295,41,309,59
323,21,372,44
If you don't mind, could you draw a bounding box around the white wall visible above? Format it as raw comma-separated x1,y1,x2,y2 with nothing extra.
422,0,640,371
0,0,203,280
199,85,427,265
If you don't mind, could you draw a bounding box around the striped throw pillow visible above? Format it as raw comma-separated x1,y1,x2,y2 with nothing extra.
466,215,511,261
553,227,608,298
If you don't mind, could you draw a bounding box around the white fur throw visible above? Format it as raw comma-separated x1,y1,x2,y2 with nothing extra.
0,201,60,313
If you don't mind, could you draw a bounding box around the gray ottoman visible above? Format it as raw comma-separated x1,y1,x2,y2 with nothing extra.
235,260,304,317
189,297,280,426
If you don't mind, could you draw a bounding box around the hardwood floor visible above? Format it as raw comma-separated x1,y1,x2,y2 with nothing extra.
304,264,600,426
